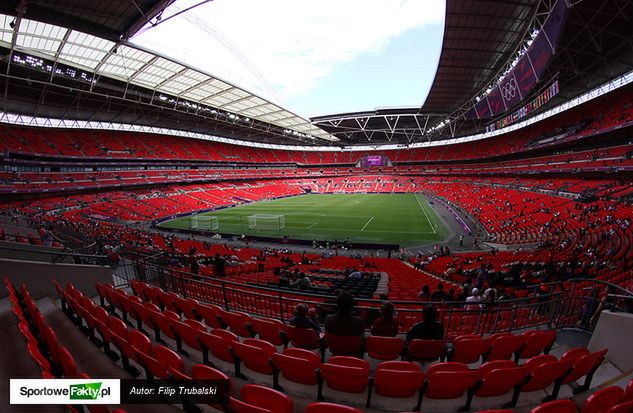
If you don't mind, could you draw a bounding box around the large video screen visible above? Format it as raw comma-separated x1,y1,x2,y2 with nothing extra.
361,155,387,167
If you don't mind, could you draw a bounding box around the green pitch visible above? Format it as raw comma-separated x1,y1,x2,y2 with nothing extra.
159,193,449,247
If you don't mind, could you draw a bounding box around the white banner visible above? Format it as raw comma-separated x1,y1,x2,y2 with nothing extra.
10,379,121,404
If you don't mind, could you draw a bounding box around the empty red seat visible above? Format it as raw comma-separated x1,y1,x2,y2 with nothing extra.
519,330,556,359
232,338,277,377
509,354,572,406
198,329,238,364
582,386,624,413
219,310,253,338
531,400,578,413
304,402,362,413
369,361,425,410
171,319,206,355
463,360,528,411
238,384,292,413
250,318,285,346
319,356,370,399
366,336,404,360
422,362,478,403
560,348,608,395
605,400,633,413
195,303,223,329
485,333,525,362
271,347,321,389
449,335,490,364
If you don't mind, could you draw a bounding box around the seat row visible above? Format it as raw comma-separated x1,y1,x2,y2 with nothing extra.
82,282,610,411
117,280,559,365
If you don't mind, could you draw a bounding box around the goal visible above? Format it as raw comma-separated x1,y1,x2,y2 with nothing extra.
190,215,219,231
247,214,285,230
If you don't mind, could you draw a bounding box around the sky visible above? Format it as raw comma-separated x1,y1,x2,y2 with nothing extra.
132,0,445,118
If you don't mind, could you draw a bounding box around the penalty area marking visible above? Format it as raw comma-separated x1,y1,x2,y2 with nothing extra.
360,216,374,231
415,194,436,234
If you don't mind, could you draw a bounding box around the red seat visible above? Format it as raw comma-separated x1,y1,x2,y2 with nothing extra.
304,402,362,413
511,354,572,406
271,348,321,388
239,384,293,413
582,386,624,413
191,364,232,409
561,348,608,395
605,400,633,413
198,330,238,364
152,345,185,378
449,335,490,364
520,330,556,359
624,379,633,402
195,303,223,329
250,318,286,346
171,319,207,354
422,362,478,408
232,338,277,377
319,356,370,399
323,332,364,359
366,336,404,360
463,360,528,411
369,361,425,410
135,349,169,381
58,346,80,377
172,296,199,320
149,309,180,343
283,325,321,350
531,400,578,413
485,333,525,362
219,310,253,338
406,339,447,362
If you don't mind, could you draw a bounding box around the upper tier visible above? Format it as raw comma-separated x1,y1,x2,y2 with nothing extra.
1,83,632,165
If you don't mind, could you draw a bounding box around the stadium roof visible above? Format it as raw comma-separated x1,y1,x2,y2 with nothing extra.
420,0,538,115
0,5,338,145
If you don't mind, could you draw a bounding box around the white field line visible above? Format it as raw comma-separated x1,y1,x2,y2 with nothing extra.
307,223,318,229
415,194,436,234
360,216,374,231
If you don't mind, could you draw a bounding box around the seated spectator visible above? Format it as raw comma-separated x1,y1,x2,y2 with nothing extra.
348,268,362,279
417,284,431,300
406,304,444,342
431,282,447,301
370,301,399,337
465,287,483,310
292,273,312,290
289,304,320,332
325,290,365,336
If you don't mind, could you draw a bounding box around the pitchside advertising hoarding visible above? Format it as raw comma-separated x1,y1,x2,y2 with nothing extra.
10,379,230,405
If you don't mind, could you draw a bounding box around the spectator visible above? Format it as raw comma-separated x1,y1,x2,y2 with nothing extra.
431,282,447,301
465,287,482,310
289,304,320,333
370,302,399,337
418,284,431,300
325,290,365,336
348,268,362,279
406,304,444,342
292,273,312,290
214,253,226,278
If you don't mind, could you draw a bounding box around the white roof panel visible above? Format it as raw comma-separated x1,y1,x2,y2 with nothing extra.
0,12,337,142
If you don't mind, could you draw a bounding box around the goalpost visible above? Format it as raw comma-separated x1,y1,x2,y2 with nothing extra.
190,215,219,231
247,214,285,230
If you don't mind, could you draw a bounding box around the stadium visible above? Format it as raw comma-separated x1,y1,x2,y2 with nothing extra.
1,0,633,412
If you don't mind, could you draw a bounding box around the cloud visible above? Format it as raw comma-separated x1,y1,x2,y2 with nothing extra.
132,0,445,112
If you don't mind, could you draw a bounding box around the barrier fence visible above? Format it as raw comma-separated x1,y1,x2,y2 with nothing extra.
113,260,633,338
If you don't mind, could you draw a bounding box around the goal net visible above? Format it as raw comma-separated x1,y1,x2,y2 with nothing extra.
190,215,219,231
248,214,285,230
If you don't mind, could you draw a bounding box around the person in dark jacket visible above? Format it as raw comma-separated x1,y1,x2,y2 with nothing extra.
406,304,444,342
289,303,320,332
324,290,364,336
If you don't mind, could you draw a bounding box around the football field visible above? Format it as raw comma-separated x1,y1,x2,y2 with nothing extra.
159,193,449,247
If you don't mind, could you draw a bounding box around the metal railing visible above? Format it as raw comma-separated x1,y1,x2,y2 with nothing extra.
112,260,633,338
